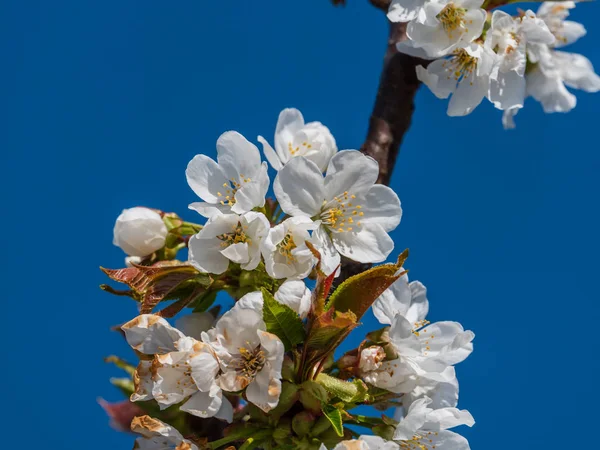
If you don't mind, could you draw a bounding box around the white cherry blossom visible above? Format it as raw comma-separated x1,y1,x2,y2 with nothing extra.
395,373,460,419
417,43,496,116
372,268,428,326
360,314,474,394
536,1,586,47
486,10,555,111
122,314,233,422
393,397,474,448
188,211,269,274
113,207,167,257
234,280,312,319
258,108,337,172
398,0,487,59
186,131,269,218
261,216,317,280
274,151,402,275
131,415,199,450
203,306,284,412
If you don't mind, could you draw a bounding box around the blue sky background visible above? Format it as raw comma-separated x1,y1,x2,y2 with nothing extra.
2,1,599,448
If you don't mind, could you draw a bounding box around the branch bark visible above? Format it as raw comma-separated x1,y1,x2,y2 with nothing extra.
337,7,428,280
360,21,427,185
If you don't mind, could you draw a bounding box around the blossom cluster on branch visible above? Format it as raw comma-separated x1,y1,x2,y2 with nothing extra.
387,0,599,126
101,109,475,449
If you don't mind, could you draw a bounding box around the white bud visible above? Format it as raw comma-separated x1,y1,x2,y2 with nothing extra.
113,207,168,257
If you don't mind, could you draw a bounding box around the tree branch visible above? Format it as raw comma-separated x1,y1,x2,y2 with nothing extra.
337,11,427,281
360,21,427,185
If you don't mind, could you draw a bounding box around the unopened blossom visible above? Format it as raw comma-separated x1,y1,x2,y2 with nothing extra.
188,211,269,274
234,280,312,319
258,107,337,172
393,396,474,448
359,346,387,373
122,314,233,422
261,216,317,280
360,314,474,394
203,306,284,412
372,268,428,326
113,207,168,257
131,415,199,450
398,0,487,59
486,10,555,111
186,131,269,218
417,43,496,116
274,151,402,275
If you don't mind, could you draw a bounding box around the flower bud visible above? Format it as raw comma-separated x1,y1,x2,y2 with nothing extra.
292,411,315,437
113,207,168,257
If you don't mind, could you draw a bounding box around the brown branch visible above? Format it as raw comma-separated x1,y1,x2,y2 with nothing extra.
360,21,427,185
337,12,428,281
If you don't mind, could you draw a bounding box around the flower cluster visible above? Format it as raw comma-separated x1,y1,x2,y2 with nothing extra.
104,109,474,449
388,0,600,125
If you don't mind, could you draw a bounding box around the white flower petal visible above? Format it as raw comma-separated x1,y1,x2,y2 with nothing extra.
220,242,250,265
425,407,475,430
324,150,379,200
180,388,225,420
186,154,229,204
231,162,269,214
416,61,457,100
188,234,230,274
359,184,402,232
274,156,325,217
393,397,433,441
554,51,600,92
489,69,526,111
274,280,312,318
216,131,262,182
246,365,282,412
122,314,184,355
257,135,283,170
332,223,394,264
313,226,341,276
387,0,426,23
274,108,305,163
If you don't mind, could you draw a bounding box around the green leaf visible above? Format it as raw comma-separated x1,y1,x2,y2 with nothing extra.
327,249,409,320
316,373,368,403
261,288,306,351
322,405,344,437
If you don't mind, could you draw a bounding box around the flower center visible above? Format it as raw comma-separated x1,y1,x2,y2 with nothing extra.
277,232,297,262
237,346,266,380
442,48,478,82
399,431,440,450
288,140,313,156
216,174,252,207
217,222,251,247
412,321,435,357
320,191,364,233
436,4,469,38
